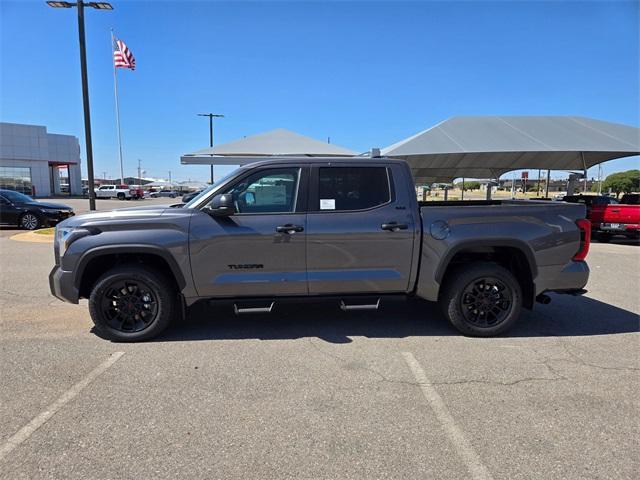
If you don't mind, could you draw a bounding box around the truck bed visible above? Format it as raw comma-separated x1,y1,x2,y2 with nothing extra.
414,199,588,302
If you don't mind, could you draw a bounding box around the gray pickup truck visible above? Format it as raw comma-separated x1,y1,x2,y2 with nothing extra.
50,157,591,341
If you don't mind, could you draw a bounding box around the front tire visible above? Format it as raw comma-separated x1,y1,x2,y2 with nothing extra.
20,212,41,230
88,265,176,342
440,262,522,337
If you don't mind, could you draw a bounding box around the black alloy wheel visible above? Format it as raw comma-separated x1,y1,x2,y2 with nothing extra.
440,262,522,337
100,279,159,333
89,265,175,342
460,277,513,327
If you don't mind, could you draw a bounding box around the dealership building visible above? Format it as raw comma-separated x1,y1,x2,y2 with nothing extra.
0,122,83,197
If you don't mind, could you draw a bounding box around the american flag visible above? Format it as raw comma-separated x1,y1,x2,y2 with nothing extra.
113,37,135,70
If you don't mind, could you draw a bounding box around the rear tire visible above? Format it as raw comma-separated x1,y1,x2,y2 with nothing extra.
117,192,125,200
440,262,522,337
88,265,176,342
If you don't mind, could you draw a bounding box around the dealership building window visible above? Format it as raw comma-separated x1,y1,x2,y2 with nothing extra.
0,166,33,195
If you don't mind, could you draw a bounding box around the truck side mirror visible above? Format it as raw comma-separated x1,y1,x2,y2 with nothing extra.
207,194,235,217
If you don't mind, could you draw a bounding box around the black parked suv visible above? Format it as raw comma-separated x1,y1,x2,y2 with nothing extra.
0,190,74,230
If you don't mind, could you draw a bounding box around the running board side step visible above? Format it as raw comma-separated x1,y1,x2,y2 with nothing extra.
234,301,275,315
339,298,381,311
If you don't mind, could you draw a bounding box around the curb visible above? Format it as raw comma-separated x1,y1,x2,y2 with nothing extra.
10,231,54,244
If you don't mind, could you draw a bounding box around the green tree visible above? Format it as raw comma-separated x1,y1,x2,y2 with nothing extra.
455,181,481,191
602,170,640,198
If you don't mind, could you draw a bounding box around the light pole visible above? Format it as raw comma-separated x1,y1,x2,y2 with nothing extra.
197,113,224,184
47,1,112,210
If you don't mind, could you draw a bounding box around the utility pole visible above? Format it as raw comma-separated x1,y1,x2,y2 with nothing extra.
46,1,113,210
168,170,172,186
597,164,603,195
137,159,142,186
545,170,551,198
197,113,224,184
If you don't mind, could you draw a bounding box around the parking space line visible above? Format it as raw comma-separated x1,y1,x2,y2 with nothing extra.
402,352,493,480
0,351,125,462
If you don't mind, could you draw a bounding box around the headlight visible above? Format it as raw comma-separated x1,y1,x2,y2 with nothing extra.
56,226,93,257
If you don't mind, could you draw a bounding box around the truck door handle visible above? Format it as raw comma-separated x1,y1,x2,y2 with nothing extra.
276,224,304,234
611,209,620,213
381,222,408,231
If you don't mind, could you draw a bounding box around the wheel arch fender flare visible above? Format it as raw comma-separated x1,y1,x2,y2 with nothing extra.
74,244,187,292
435,238,538,284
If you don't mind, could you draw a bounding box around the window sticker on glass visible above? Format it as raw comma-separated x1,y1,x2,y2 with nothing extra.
320,199,336,210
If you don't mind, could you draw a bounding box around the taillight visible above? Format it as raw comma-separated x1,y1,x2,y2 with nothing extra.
573,219,591,261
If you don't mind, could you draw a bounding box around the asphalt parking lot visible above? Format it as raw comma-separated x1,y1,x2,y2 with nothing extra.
0,204,638,479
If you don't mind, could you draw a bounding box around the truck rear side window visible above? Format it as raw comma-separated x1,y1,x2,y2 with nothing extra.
318,167,390,211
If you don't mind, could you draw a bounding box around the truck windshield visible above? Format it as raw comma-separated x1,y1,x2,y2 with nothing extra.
184,168,241,208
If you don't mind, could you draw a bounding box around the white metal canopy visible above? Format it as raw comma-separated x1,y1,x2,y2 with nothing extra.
382,116,640,184
181,128,356,165
179,117,640,185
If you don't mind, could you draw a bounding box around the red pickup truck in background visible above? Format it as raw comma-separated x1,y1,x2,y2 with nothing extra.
563,194,640,242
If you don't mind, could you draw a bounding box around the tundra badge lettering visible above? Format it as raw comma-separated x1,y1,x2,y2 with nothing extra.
228,264,264,270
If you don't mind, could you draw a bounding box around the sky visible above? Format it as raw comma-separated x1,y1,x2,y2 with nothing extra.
1,0,638,182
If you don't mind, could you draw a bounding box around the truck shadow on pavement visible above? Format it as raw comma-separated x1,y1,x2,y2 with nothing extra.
149,294,639,344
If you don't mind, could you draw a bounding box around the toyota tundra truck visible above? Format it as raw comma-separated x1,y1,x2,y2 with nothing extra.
49,157,590,341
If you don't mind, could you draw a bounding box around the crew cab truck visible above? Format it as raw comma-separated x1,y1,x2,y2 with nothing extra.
95,184,140,200
50,157,591,341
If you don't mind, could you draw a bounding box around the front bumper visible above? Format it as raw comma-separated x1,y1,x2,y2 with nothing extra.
42,210,75,227
49,265,79,304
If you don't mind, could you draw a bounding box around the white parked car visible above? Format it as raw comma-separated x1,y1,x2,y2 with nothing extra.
94,185,134,200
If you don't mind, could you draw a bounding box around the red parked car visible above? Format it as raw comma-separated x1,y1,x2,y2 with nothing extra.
563,194,640,242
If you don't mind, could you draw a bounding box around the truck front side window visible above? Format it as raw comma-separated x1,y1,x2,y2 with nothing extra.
222,168,300,214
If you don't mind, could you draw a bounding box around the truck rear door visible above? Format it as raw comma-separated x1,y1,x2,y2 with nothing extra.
305,163,417,294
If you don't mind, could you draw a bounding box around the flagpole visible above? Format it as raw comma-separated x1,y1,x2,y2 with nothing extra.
111,29,125,185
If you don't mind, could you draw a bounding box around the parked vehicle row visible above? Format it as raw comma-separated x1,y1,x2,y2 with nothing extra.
84,186,190,200
0,189,74,230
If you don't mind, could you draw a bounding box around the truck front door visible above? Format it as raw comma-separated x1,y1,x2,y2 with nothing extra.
189,166,309,297
306,164,417,294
